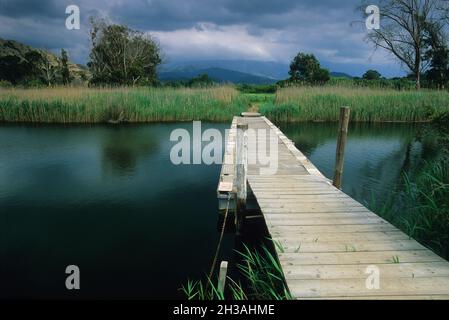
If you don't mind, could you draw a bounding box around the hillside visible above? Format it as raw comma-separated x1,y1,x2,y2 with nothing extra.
159,67,277,84
0,38,88,85
159,60,354,83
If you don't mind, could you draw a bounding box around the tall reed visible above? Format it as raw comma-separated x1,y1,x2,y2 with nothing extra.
181,244,292,300
373,160,449,259
260,86,449,123
0,86,247,123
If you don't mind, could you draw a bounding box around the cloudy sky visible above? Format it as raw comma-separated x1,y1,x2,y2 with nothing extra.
0,0,405,77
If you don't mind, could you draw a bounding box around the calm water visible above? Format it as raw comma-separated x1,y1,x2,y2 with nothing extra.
0,122,439,299
278,122,439,206
0,123,234,299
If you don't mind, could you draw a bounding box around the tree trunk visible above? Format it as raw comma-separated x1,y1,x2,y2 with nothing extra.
416,71,421,90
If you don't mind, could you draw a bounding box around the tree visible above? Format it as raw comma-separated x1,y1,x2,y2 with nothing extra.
361,0,448,89
60,48,72,85
88,18,162,86
188,74,214,87
363,69,382,80
424,21,449,88
40,59,57,86
289,52,330,84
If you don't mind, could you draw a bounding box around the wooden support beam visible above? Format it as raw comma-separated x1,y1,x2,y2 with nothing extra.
333,107,350,190
218,261,228,294
236,123,248,208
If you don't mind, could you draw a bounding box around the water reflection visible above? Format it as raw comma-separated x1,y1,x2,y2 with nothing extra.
100,126,159,176
279,122,441,206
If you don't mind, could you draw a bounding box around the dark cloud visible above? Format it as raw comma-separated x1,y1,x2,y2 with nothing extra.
0,0,66,19
0,0,404,76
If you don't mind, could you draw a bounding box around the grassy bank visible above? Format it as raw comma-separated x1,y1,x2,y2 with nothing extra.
0,86,248,123
260,87,449,122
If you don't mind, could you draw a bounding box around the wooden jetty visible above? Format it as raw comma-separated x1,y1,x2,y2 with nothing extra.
217,114,449,300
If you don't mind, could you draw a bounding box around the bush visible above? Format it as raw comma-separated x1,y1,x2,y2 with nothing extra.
236,84,277,94
0,80,13,88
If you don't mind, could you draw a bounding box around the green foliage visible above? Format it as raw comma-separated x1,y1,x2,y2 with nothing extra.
236,84,277,94
328,77,417,90
375,160,449,259
362,69,382,80
0,39,85,87
187,74,214,87
288,52,330,85
60,49,72,85
244,93,275,104
88,18,162,86
424,22,449,89
259,103,298,122
0,80,12,88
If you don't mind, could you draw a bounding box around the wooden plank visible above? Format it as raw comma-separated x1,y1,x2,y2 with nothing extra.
275,239,427,253
288,277,449,299
265,217,391,227
274,231,411,242
282,262,449,280
278,250,445,265
269,224,397,234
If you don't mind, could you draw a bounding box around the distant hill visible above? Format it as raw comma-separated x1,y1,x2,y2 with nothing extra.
158,67,278,84
0,38,88,84
331,72,353,79
159,60,354,84
160,60,289,80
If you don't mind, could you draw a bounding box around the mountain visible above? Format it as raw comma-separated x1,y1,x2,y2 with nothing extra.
160,60,289,80
331,72,353,79
159,67,278,84
0,38,88,84
159,60,354,83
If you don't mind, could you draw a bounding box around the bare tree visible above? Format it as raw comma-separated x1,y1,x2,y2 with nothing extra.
361,0,447,89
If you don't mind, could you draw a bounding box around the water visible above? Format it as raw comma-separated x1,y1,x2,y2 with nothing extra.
278,122,439,207
0,122,439,299
0,123,234,299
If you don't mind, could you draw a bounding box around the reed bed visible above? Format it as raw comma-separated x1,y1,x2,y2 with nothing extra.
260,86,449,122
181,244,292,300
373,160,449,259
0,86,247,123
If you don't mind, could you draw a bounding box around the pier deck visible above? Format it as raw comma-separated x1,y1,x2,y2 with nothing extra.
218,115,449,300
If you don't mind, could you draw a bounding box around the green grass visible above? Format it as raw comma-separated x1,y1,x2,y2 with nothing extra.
181,244,292,300
243,93,276,104
260,86,449,123
373,159,449,259
0,86,249,123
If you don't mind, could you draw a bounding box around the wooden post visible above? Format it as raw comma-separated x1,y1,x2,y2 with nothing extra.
236,123,248,208
218,261,228,294
333,107,350,190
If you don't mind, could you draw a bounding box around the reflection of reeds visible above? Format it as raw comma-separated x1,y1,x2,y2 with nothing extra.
0,86,246,123
181,244,292,300
260,86,449,123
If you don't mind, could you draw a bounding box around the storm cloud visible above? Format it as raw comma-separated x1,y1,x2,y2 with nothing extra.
0,0,404,77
